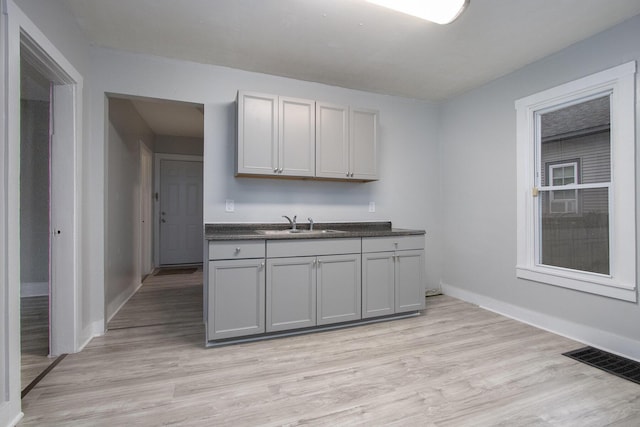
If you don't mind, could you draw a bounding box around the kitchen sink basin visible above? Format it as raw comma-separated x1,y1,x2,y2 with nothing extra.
256,229,346,235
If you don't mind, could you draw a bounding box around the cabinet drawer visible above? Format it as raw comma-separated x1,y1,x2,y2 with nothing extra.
267,238,361,258
209,240,265,260
362,235,424,253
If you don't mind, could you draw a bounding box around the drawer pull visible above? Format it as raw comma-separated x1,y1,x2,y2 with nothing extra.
235,247,241,253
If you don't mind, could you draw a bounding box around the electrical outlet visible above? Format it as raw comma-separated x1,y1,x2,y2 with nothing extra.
225,199,235,212
368,201,376,213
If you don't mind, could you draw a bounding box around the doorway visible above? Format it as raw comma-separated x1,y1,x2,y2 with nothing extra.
105,96,204,326
157,155,203,266
19,31,80,393
19,55,51,390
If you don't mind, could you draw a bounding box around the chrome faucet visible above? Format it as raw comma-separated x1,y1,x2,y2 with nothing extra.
283,215,297,231
307,217,314,231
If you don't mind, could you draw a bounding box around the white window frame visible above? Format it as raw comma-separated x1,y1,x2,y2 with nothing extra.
515,62,636,302
548,162,578,214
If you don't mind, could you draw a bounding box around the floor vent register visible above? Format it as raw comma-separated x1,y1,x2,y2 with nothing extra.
563,346,640,385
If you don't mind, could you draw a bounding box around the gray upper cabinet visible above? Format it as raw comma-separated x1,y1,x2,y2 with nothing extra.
350,108,378,180
237,91,315,177
315,102,349,179
236,91,278,176
279,96,315,177
316,103,379,181
238,91,378,181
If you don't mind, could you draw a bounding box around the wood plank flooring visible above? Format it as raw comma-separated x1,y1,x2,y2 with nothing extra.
20,296,53,390
107,268,203,330
19,274,640,426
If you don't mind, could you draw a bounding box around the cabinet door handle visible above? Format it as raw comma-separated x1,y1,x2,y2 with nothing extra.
274,168,278,173
260,262,265,269
279,168,283,173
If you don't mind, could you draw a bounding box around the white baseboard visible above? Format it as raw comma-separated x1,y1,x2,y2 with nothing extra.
20,281,48,297
9,411,24,427
441,281,640,363
106,281,143,323
78,320,106,352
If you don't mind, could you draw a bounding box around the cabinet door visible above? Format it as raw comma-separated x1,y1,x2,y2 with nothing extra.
362,252,395,318
316,102,349,179
266,256,316,332
395,250,426,313
208,259,265,340
317,254,362,325
350,108,378,180
237,91,278,175
279,97,315,177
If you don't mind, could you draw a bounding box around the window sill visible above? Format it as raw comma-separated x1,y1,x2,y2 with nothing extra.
516,266,637,302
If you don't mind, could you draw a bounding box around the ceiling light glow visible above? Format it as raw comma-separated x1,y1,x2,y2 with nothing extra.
367,0,469,25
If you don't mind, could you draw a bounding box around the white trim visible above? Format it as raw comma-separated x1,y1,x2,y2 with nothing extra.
139,141,153,277
20,282,48,298
515,61,637,300
2,1,85,423
153,153,204,267
106,281,143,324
441,281,640,363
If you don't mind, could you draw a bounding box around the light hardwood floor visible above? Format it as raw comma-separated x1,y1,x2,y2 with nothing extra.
20,273,640,426
20,296,53,390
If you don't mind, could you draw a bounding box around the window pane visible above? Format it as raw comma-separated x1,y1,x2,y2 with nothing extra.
540,188,609,274
540,96,610,185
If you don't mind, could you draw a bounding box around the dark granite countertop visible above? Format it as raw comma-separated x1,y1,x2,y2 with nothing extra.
205,221,425,241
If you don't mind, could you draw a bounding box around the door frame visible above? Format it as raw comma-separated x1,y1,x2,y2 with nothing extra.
140,141,153,277
1,1,84,423
153,153,203,267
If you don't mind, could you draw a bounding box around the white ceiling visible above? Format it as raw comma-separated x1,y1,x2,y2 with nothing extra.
130,98,204,138
64,0,640,101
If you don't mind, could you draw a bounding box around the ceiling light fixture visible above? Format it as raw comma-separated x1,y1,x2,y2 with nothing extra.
367,0,470,25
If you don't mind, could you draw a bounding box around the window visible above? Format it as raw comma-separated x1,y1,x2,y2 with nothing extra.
515,62,636,301
548,162,578,214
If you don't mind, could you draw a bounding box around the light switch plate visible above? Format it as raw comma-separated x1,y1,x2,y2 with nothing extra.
225,199,235,212
368,201,375,213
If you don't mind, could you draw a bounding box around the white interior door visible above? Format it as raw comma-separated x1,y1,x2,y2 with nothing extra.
49,83,77,355
158,158,203,265
140,142,153,275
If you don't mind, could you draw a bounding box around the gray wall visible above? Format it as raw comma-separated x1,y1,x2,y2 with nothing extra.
90,47,443,304
439,15,640,353
105,98,154,320
20,99,49,293
155,135,203,156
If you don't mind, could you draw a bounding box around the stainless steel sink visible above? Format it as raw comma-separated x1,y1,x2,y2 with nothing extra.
256,229,346,235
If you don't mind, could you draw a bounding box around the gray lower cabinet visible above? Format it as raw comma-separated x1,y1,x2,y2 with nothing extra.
395,250,426,313
362,236,426,317
316,254,361,325
266,238,362,332
207,239,266,341
266,253,362,331
208,259,265,340
266,256,316,332
206,235,424,343
362,252,395,318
